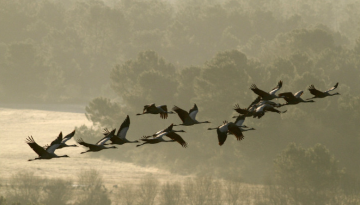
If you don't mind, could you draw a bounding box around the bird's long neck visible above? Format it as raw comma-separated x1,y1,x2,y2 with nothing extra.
306,96,317,100
241,127,255,132
198,121,210,124
136,142,147,147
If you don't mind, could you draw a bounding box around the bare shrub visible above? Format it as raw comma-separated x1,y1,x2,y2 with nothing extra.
224,180,241,205
6,171,45,205
115,182,138,205
160,181,182,205
183,176,222,205
75,169,111,205
42,178,73,205
137,175,159,205
210,180,222,205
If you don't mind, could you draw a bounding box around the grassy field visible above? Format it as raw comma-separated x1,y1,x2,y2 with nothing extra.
0,106,188,186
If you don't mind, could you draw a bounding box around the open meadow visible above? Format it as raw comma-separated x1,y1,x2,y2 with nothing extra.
0,106,188,185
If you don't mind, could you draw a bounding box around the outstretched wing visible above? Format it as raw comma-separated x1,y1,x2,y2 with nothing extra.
264,106,282,114
234,104,248,114
234,115,246,127
188,104,198,120
250,84,270,98
61,130,76,144
293,90,303,98
96,129,115,145
146,124,174,139
159,124,174,135
216,127,228,146
46,132,63,153
227,123,244,141
308,85,324,96
143,103,156,113
158,105,168,119
278,92,297,102
26,136,48,157
166,132,188,148
75,137,98,149
116,115,130,139
325,82,339,93
172,106,192,123
247,96,262,110
269,80,283,95
103,128,112,136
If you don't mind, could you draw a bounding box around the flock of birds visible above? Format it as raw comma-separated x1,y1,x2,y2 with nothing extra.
26,81,340,161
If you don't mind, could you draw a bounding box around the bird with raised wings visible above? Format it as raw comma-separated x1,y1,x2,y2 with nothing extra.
26,132,69,161
136,103,174,119
75,129,117,154
103,115,139,145
307,83,340,100
250,80,284,101
172,104,210,126
57,130,77,149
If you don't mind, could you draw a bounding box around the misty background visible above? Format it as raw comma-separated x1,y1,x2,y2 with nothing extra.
1,0,360,204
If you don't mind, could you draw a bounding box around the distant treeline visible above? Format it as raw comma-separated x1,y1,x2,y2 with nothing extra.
0,0,360,103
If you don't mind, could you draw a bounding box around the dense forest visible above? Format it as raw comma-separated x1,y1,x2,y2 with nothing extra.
1,0,360,203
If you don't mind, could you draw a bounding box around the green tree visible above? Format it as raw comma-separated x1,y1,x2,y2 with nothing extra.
194,50,251,120
290,28,335,53
110,50,178,110
0,41,50,102
85,97,123,128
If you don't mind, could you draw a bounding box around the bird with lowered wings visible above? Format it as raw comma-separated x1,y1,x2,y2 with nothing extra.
136,103,174,119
